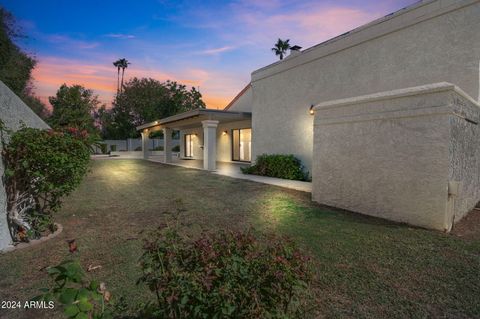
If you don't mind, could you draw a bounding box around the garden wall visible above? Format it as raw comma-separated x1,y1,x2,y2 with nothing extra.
0,81,50,251
93,138,180,153
312,83,480,231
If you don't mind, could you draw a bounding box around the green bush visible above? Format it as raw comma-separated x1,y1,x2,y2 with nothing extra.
109,144,117,152
241,154,309,181
1,125,91,241
138,227,313,318
172,145,180,152
151,145,164,151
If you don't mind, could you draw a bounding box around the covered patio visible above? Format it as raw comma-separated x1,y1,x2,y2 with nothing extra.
136,109,252,171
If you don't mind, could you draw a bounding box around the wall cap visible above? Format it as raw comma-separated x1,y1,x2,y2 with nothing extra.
313,82,480,111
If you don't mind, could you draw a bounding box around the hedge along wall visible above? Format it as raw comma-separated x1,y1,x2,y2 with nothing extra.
0,81,50,251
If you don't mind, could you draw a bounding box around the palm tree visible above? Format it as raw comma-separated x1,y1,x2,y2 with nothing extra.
119,58,130,93
271,38,290,60
113,59,122,93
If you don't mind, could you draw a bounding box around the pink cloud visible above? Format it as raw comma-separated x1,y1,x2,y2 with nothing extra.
198,46,235,55
224,3,385,49
31,56,241,110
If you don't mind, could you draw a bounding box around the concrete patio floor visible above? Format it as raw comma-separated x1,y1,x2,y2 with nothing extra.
148,156,312,193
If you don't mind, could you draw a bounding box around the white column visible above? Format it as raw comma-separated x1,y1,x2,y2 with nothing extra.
141,130,150,159
163,128,172,163
179,131,185,158
202,120,219,171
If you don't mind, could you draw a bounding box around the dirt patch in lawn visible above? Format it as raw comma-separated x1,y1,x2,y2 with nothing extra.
451,207,480,241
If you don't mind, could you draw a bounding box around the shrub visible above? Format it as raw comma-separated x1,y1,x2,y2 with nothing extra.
138,227,314,318
109,144,117,152
1,125,91,241
241,154,309,181
134,146,142,151
172,145,180,152
34,259,113,319
151,145,164,151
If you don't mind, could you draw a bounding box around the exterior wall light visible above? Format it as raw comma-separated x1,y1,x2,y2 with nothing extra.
309,105,315,115
222,130,228,135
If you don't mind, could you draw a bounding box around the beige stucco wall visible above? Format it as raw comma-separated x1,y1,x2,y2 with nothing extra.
251,0,480,174
226,86,252,113
0,81,50,251
448,93,480,223
312,83,480,231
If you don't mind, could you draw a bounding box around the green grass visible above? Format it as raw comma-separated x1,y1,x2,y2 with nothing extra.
0,159,479,318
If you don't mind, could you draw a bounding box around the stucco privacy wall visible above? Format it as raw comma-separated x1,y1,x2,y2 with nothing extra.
312,83,480,231
0,81,50,251
250,0,480,173
449,92,480,223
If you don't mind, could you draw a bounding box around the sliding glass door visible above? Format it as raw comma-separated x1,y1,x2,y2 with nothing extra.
232,128,251,162
184,134,193,157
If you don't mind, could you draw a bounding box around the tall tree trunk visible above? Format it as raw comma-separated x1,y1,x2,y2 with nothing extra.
120,68,125,93
117,68,120,93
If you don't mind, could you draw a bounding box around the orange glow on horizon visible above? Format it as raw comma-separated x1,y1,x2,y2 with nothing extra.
31,57,232,110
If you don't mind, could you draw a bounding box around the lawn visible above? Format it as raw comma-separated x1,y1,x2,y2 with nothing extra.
0,159,479,318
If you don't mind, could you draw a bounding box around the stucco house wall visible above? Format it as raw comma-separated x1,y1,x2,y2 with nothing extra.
0,81,50,251
225,85,252,113
250,0,480,174
312,83,480,231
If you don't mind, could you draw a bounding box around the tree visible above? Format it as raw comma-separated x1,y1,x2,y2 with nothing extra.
100,77,206,139
0,7,52,119
0,7,36,96
113,59,122,93
48,84,101,134
271,38,290,60
119,58,130,93
20,93,49,120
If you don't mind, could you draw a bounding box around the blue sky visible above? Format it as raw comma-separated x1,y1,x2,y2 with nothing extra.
2,0,418,108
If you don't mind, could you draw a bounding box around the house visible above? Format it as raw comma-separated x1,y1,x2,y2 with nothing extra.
137,0,480,231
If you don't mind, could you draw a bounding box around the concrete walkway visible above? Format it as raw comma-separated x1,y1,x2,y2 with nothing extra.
148,157,312,193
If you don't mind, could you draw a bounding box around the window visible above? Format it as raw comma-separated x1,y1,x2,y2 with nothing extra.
232,128,251,162
184,134,193,157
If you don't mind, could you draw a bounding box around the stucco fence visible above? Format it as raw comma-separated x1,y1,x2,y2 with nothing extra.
0,81,50,251
312,83,480,232
93,138,180,154
107,151,180,159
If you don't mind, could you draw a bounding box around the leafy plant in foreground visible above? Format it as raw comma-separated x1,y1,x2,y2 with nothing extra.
34,260,113,319
138,226,314,318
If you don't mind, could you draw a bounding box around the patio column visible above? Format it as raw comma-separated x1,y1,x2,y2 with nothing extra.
202,120,219,171
163,127,172,163
141,130,150,159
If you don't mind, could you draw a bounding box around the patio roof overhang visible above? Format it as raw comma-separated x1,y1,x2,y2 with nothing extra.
136,109,252,131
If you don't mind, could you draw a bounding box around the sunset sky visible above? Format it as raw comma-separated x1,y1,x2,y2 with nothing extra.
2,0,417,109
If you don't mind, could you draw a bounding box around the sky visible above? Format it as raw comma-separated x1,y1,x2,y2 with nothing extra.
2,0,418,109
